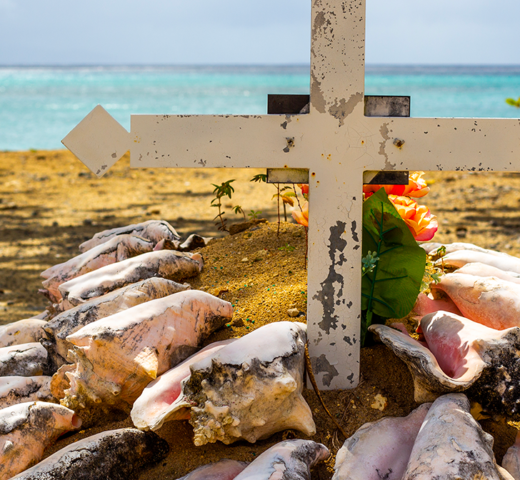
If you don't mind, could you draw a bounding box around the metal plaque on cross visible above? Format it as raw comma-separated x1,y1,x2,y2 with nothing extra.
62,0,520,390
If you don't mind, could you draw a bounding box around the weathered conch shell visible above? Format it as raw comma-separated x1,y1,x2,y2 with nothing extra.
0,319,47,349
176,459,249,480
234,440,329,480
182,322,316,445
432,273,520,330
0,401,81,479
456,262,520,284
61,290,233,416
58,250,203,308
41,277,190,371
0,343,50,377
332,403,431,480
0,376,54,409
131,339,235,431
79,219,181,252
10,428,169,480
436,249,520,274
370,312,520,418
503,431,520,480
41,234,155,302
403,394,504,479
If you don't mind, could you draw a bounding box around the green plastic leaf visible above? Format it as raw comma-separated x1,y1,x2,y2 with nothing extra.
362,188,426,320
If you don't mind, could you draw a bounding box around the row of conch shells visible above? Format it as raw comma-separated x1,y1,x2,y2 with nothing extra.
333,394,514,480
0,220,216,478
132,321,316,445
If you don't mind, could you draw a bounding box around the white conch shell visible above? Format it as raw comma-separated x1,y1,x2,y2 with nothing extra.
41,234,155,302
332,404,431,480
456,262,520,284
0,401,81,479
41,277,190,371
11,428,169,480
131,339,235,431
58,250,203,308
503,431,520,480
79,219,180,252
176,459,249,480
423,242,509,258
437,249,520,274
0,343,49,377
433,273,520,330
234,439,329,480
0,376,54,409
183,322,316,445
0,319,46,349
370,313,520,418
403,394,504,479
61,290,233,415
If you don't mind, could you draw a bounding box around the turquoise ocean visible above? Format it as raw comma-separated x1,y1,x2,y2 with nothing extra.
1,65,519,151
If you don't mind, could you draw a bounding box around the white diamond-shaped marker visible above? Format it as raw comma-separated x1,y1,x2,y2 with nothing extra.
62,105,131,178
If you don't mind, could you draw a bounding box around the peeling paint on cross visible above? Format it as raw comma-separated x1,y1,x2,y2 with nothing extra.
62,0,520,390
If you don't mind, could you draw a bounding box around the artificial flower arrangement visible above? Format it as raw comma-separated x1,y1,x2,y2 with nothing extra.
292,172,438,345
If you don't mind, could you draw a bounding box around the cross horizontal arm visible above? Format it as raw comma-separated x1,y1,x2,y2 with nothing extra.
366,117,520,172
131,114,316,169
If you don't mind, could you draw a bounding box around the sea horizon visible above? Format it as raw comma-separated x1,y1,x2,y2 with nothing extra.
1,64,519,151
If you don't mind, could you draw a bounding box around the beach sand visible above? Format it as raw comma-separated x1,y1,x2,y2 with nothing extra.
1,149,520,478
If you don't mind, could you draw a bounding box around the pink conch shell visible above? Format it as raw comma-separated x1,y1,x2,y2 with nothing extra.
0,319,46,348
234,440,329,480
0,343,49,377
41,235,155,302
456,262,520,284
503,431,520,480
403,394,504,479
0,376,54,409
61,290,233,416
433,273,520,330
436,250,520,274
177,460,249,480
332,404,431,480
131,339,235,431
58,250,202,308
10,428,168,480
370,312,520,418
79,219,180,252
183,322,315,445
0,401,81,479
413,292,461,317
41,277,190,371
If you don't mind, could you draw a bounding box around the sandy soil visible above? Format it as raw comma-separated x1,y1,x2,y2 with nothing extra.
1,149,520,478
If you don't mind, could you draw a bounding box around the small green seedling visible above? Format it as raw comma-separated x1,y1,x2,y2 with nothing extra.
278,243,296,252
211,179,235,231
248,210,262,220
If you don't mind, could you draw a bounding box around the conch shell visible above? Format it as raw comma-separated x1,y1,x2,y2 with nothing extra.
183,322,315,445
370,312,520,418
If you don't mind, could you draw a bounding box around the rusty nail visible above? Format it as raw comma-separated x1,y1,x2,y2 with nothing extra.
393,138,405,148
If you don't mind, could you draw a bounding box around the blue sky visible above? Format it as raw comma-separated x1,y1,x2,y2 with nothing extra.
0,0,519,65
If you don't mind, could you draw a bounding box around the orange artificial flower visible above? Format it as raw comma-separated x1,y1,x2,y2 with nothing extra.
389,195,438,241
292,201,309,227
363,171,430,198
298,184,309,195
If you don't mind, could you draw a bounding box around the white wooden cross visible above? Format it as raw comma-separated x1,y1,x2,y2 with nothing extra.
62,0,520,390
